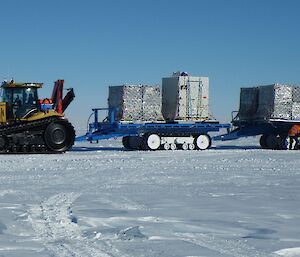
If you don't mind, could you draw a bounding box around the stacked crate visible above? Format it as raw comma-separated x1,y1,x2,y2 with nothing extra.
239,84,300,121
142,86,163,121
161,72,209,121
108,85,163,122
292,87,300,120
256,84,293,120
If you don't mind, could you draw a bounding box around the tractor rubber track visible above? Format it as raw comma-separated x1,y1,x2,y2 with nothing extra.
0,117,75,154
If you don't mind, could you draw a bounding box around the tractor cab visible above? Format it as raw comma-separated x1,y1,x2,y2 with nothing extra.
0,80,42,121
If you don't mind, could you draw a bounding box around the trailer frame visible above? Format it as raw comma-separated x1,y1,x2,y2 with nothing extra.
76,108,231,150
214,112,300,149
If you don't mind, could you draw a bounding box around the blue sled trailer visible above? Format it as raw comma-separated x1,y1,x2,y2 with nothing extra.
76,108,231,150
213,111,300,150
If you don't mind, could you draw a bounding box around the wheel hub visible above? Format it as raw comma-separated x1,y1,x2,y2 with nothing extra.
52,128,66,144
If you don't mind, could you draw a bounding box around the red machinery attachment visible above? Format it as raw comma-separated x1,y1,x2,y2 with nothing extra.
51,80,75,114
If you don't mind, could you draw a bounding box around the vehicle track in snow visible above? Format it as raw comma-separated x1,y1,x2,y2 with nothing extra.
29,192,124,257
176,232,278,257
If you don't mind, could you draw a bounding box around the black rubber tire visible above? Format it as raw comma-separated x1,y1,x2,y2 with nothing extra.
265,134,279,150
141,134,150,150
259,135,267,149
128,136,143,150
44,120,75,152
122,136,131,149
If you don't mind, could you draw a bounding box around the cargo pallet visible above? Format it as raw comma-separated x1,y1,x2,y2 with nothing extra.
76,108,231,150
214,111,300,150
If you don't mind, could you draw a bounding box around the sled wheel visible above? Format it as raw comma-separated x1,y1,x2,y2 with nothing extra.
195,134,211,150
164,143,170,150
146,134,161,150
182,143,188,150
188,143,195,150
170,143,177,150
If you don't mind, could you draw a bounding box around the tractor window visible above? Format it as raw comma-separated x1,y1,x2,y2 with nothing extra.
13,89,23,106
1,89,12,103
13,88,38,119
23,88,38,105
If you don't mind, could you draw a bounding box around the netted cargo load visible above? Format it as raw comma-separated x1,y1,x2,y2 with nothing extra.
142,86,163,121
292,102,300,120
162,72,209,121
238,83,300,121
108,85,163,122
292,87,300,102
256,84,293,120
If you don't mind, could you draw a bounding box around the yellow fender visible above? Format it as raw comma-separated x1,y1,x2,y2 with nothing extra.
23,110,63,122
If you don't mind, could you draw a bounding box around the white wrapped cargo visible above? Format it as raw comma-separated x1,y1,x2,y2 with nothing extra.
292,102,300,120
142,86,163,121
161,72,209,121
292,87,300,102
108,85,163,122
238,84,300,121
256,84,293,120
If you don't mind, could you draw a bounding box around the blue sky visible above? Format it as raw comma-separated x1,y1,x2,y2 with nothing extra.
1,0,299,123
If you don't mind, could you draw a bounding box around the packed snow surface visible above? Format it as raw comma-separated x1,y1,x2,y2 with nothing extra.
0,137,300,257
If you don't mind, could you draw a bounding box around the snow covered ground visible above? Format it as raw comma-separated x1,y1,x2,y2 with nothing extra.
0,137,300,257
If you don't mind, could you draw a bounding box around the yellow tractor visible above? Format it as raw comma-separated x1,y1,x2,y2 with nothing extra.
0,79,75,153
